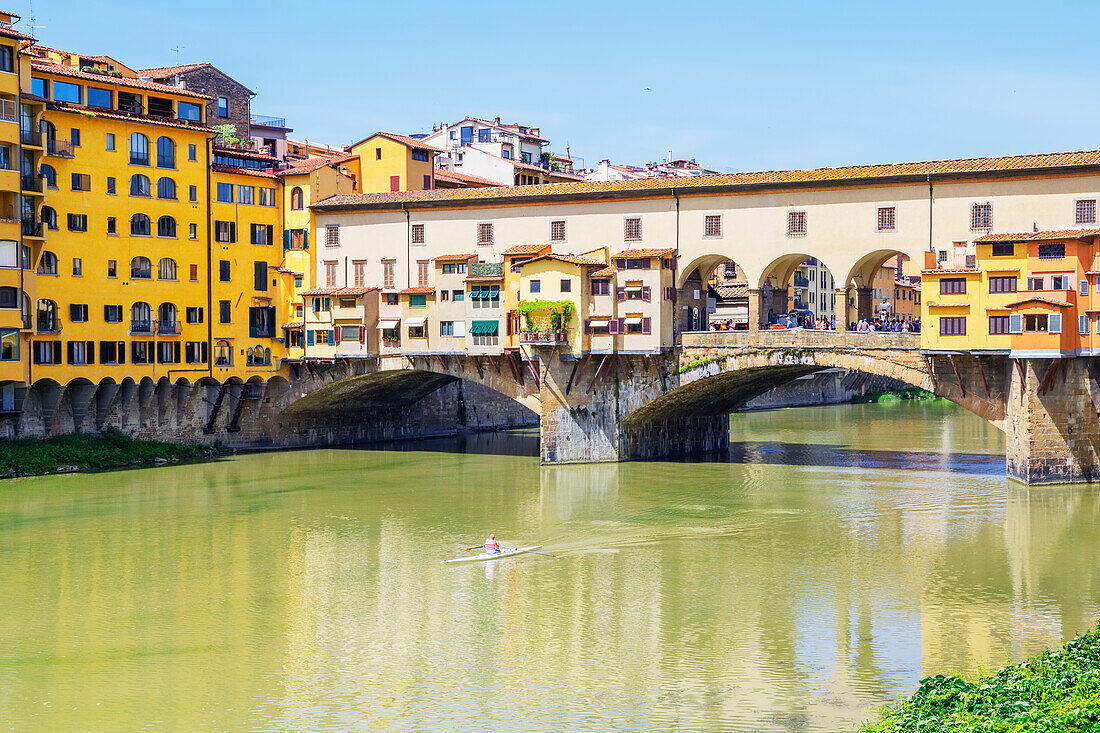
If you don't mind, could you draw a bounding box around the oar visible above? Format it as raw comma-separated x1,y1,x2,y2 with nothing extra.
501,545,562,559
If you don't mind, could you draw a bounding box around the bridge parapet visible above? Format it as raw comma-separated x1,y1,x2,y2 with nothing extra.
681,330,920,351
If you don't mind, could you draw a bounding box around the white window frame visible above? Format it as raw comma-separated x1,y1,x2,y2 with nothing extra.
1080,314,1090,335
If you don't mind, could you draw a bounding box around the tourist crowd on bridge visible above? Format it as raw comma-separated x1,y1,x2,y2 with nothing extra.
851,317,921,333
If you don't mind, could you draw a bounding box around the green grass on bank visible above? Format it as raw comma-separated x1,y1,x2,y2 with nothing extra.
859,623,1100,732
0,429,222,477
852,388,939,404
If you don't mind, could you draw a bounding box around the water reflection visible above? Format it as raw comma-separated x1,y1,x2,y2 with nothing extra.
0,402,1098,732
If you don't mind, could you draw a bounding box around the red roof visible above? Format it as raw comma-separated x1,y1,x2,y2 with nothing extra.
521,253,605,268
973,228,1100,243
45,103,212,133
590,266,616,277
0,25,33,42
434,168,500,187
348,132,444,153
31,60,212,99
433,253,477,262
399,286,435,294
211,164,277,179
301,288,335,296
275,154,354,177
1004,296,1072,308
614,248,676,258
502,243,552,256
137,63,209,78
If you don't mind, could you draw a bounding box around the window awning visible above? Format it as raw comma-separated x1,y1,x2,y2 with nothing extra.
471,320,499,335
405,316,427,327
625,317,644,325
588,315,611,322
377,318,400,330
470,286,500,299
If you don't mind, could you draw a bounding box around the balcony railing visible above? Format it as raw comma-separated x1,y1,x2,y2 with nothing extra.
932,253,977,270
19,128,41,147
130,320,153,335
21,313,31,330
793,276,810,288
20,175,42,193
21,219,42,237
251,114,286,127
0,99,15,123
157,321,180,335
46,139,74,157
520,329,568,345
36,317,61,334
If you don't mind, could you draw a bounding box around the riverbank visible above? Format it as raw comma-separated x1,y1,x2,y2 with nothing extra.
858,622,1100,732
0,429,225,478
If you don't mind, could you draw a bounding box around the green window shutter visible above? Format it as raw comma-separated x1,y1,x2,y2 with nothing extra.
303,230,309,250
328,329,335,343
283,229,290,250
306,330,315,345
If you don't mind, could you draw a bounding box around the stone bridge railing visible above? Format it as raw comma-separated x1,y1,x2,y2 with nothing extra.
681,330,921,351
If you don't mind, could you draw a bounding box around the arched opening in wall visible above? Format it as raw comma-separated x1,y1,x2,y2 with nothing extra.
843,249,918,330
137,376,156,426
677,254,750,332
757,254,840,329
93,377,118,429
29,378,62,434
174,377,192,426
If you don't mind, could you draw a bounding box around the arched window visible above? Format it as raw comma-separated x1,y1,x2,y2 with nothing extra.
157,216,176,238
0,286,17,308
40,164,57,188
156,136,175,168
245,346,254,365
291,186,303,210
130,256,151,279
131,301,152,333
37,251,57,275
215,340,232,366
158,302,177,332
21,292,30,325
40,206,57,230
156,176,176,200
130,213,151,236
130,132,149,165
157,257,177,280
130,174,151,197
39,120,55,146
36,298,57,332
263,347,271,365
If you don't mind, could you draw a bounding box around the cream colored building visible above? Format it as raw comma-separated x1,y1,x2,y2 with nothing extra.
311,150,1100,336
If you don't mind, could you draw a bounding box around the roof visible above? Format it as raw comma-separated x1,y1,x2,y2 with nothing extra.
502,243,552,256
590,266,616,277
136,62,209,78
349,132,444,153
973,228,1100,243
275,154,354,177
44,102,212,133
465,273,505,281
301,288,334,296
711,283,750,299
312,149,1100,211
0,25,33,42
211,164,277,179
282,321,304,329
31,60,212,99
333,286,377,296
399,286,435,294
433,253,477,262
434,168,500,187
520,253,606,268
1004,296,1073,308
614,248,677,258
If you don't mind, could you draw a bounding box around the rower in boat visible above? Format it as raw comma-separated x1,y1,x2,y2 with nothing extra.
485,533,501,555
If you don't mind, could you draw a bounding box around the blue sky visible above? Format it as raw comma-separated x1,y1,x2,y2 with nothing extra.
23,0,1100,172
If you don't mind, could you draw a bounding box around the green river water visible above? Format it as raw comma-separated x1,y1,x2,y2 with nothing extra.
2,401,1099,732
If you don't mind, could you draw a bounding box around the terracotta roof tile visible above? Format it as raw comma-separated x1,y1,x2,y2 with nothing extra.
313,149,1100,211
137,63,209,78
333,286,377,295
502,243,552,256
211,164,277,179
433,168,500,187
45,103,211,133
1004,296,1072,308
465,273,505,281
521,253,605,268
399,287,435,294
433,253,477,262
282,321,304,329
348,132,444,153
0,25,33,42
301,288,335,295
973,228,1100,243
590,266,615,277
275,155,354,177
614,248,677,258
31,60,212,99
711,283,749,299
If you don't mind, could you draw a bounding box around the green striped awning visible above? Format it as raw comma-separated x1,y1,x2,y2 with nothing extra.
471,320,499,335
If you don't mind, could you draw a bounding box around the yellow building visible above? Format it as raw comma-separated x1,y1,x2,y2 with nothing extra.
345,132,442,193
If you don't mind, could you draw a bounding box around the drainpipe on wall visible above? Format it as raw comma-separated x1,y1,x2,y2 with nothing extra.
401,202,411,288
927,173,934,252
671,187,680,346
205,135,214,380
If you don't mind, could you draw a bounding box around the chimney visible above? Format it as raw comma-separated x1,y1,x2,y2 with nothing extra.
531,128,539,136
668,149,673,163
494,117,500,125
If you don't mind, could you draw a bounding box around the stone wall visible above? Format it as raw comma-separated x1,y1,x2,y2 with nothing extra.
743,370,909,410
177,66,252,139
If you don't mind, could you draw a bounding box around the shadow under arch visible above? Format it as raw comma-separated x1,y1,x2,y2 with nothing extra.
677,253,732,289
281,369,462,418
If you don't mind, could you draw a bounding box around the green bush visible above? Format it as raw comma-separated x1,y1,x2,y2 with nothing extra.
0,429,220,477
859,622,1100,732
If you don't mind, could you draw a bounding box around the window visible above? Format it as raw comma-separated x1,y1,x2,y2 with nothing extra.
389,175,400,192
970,202,992,230
353,261,365,287
592,278,610,296
989,315,1010,334
67,214,88,232
325,225,339,247
411,223,425,244
219,300,231,324
69,304,88,322
40,164,57,188
215,221,236,243
698,214,721,238
99,341,125,365
560,279,571,293
250,224,273,245
0,286,14,309
940,278,966,295
70,128,80,147
67,341,93,365
254,261,268,291
188,143,197,161
291,187,303,210
189,185,198,202
423,174,431,189
156,136,175,168
36,298,58,332
787,211,806,237
624,217,642,241
325,261,337,287
991,242,1014,257
102,175,116,195
440,321,454,337
1080,314,1091,335
130,213,151,236
130,174,151,197
1024,314,1057,333
179,103,201,123
107,260,117,278
1082,280,1090,297
383,261,395,289
71,258,82,276
190,264,198,281
157,216,176,238
1027,276,1044,290
104,305,122,323
939,316,966,335
0,45,12,74
37,252,58,275
219,260,231,282
877,207,896,231
32,341,62,365
157,177,176,199
409,294,427,308
477,222,493,245
1050,275,1069,290
989,276,1016,293
52,81,81,104
217,96,229,117
158,257,177,280
1077,199,1097,225
132,303,152,330
131,342,152,365
530,279,541,294
71,173,90,191
105,132,115,150
249,306,276,338
216,182,233,202
130,133,149,165
418,260,429,286
311,296,331,312
156,342,180,364
237,185,254,205
408,324,426,339
130,257,151,279
551,220,567,242
1038,243,1065,259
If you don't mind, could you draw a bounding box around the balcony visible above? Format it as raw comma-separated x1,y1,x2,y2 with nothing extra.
20,175,42,193
19,128,41,147
926,250,977,271
45,139,75,158
793,275,810,288
21,219,42,237
157,321,180,335
520,329,568,346
0,99,15,123
251,114,286,128
36,317,61,334
130,320,153,335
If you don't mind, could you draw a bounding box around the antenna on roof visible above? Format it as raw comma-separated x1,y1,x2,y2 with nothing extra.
170,45,185,64
22,0,45,37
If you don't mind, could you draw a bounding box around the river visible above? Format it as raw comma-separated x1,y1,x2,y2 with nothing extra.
2,401,1099,732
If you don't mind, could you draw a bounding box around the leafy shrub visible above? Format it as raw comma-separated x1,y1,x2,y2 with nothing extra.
0,429,220,477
